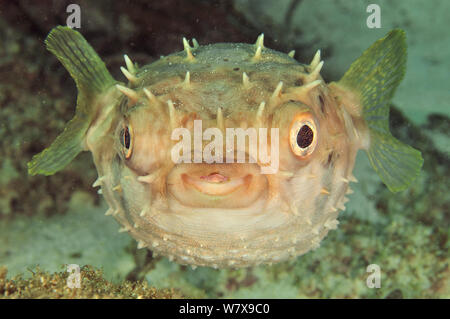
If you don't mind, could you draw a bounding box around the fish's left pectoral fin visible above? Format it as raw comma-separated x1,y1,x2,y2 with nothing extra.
27,115,89,176
367,130,423,192
338,29,423,192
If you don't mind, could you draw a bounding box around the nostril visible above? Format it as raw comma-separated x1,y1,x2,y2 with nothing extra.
200,172,229,183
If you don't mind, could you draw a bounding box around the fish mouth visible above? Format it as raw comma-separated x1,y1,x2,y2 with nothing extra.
182,172,252,196
167,163,267,208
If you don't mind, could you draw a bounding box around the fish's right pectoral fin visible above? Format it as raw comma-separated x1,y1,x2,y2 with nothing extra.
28,26,117,176
45,26,116,107
28,115,89,175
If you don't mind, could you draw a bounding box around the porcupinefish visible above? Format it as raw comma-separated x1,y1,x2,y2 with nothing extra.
28,26,423,268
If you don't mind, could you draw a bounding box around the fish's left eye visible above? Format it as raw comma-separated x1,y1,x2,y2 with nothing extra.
289,114,318,158
119,125,133,159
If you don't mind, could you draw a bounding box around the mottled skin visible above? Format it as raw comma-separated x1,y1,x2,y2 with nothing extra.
85,41,362,268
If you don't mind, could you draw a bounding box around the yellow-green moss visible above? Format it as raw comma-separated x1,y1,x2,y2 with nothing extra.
0,265,183,299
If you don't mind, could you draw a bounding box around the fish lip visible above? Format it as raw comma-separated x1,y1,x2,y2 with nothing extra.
182,173,252,196
166,163,268,209
200,172,229,183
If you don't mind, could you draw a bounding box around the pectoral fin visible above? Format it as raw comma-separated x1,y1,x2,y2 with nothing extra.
28,114,89,175
338,29,423,192
28,26,116,176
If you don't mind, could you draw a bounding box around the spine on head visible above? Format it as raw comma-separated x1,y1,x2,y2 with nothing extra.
336,29,423,192
28,26,116,176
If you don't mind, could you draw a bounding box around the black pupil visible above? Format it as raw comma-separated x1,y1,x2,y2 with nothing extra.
121,127,131,149
297,125,314,148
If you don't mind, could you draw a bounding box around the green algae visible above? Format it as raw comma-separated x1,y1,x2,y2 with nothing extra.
0,265,182,299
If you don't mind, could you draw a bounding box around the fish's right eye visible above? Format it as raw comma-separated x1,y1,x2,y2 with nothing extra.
119,125,133,159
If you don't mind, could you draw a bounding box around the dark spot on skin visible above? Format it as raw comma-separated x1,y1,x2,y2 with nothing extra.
297,125,314,148
319,94,325,113
327,152,334,166
295,78,303,86
233,67,240,71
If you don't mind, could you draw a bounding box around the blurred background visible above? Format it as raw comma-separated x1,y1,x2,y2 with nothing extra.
0,0,448,298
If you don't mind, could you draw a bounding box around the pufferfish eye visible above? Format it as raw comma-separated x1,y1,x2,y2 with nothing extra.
289,114,318,158
119,125,133,159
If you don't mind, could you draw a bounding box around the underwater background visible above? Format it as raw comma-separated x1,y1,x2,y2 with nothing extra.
0,0,448,298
